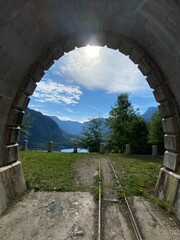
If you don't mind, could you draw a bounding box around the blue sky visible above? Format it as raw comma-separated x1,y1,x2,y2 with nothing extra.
29,46,157,122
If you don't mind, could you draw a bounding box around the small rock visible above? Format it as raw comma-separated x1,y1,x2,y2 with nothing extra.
71,225,85,237
71,201,82,209
74,227,84,236
46,201,63,216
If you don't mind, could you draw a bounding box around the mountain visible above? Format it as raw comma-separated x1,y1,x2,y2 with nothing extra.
141,107,158,122
49,107,158,138
50,116,83,135
20,106,157,150
50,116,109,136
19,108,73,150
50,116,110,138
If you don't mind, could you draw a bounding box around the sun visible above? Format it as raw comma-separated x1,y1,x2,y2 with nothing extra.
85,45,100,58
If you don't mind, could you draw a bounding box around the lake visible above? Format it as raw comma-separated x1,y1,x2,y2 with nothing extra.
61,148,89,153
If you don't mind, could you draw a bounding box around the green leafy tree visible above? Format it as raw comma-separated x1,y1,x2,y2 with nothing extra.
148,110,164,153
78,118,104,152
107,93,137,153
128,116,150,154
20,113,34,137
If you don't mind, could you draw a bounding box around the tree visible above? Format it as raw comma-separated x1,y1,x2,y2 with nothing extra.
20,112,34,137
148,110,164,153
107,93,137,153
78,118,104,152
128,116,150,154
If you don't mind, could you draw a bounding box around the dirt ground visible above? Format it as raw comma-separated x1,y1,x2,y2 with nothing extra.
72,155,99,189
0,156,180,240
0,191,95,240
131,196,180,240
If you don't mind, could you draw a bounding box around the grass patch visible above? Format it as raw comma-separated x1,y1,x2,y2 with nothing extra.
108,154,163,199
20,151,82,191
20,151,163,202
91,166,102,200
91,186,100,200
155,198,174,214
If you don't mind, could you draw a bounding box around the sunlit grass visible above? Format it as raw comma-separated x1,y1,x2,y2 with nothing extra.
20,151,81,191
20,151,163,201
108,154,163,198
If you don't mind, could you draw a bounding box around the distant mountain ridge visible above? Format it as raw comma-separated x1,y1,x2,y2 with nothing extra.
50,107,158,135
50,116,83,135
141,107,158,122
20,106,158,150
49,116,108,136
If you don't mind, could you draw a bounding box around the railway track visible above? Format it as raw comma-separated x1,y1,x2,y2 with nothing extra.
97,156,143,240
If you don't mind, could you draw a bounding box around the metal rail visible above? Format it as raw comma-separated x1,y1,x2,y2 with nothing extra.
97,158,102,240
107,155,143,240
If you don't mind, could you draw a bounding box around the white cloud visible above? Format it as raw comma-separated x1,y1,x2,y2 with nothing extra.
56,115,89,123
28,108,75,121
29,46,155,123
28,104,43,109
66,108,74,113
53,116,74,121
33,79,82,105
55,46,149,94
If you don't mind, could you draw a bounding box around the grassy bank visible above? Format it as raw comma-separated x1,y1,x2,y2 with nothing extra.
20,151,163,200
108,154,163,199
20,151,80,191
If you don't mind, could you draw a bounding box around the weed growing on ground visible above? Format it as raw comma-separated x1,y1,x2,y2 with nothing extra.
91,186,100,200
91,166,102,201
155,198,174,214
108,154,174,214
108,154,163,199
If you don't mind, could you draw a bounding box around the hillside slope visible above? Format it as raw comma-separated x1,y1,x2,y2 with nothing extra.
50,116,83,135
141,107,158,122
19,108,72,150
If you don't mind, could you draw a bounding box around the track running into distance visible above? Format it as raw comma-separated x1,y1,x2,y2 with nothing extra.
97,156,143,240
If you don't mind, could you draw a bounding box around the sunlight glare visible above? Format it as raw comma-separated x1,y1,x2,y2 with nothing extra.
85,45,100,58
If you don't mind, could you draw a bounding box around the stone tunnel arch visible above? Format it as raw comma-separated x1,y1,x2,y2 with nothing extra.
5,31,180,171
0,1,180,219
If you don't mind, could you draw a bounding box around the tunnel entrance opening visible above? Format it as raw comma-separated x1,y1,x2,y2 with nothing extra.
24,44,157,153
0,1,180,220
